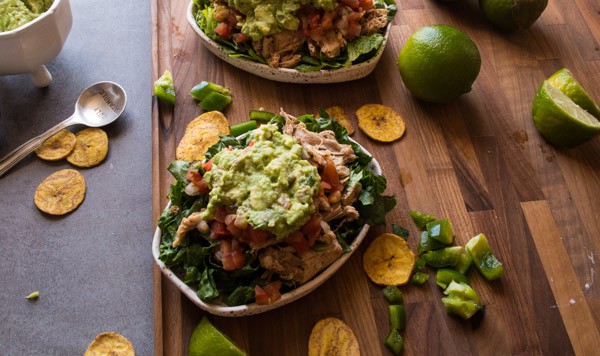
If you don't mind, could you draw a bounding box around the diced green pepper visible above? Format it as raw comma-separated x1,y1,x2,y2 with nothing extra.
417,231,448,255
189,81,230,101
454,251,473,274
249,109,275,122
436,268,470,289
199,92,232,111
410,272,429,285
426,218,454,244
422,246,462,268
414,258,426,272
154,70,175,105
383,286,404,304
389,305,406,330
465,233,504,281
229,120,257,137
441,281,482,319
409,210,436,230
384,329,404,355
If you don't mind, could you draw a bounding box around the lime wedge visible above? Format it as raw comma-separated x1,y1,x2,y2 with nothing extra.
532,81,600,147
547,68,600,119
189,317,245,356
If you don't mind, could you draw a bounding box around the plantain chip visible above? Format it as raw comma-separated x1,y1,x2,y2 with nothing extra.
36,129,76,161
308,317,360,356
325,106,355,135
66,128,109,168
34,169,86,215
363,233,416,286
356,104,405,142
176,123,221,162
84,332,135,356
186,111,231,135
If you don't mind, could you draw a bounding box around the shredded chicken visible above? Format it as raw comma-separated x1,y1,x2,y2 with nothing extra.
173,212,204,247
252,30,305,68
360,9,389,36
308,29,347,58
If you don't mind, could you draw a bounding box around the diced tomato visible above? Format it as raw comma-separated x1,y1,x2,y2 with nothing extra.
341,0,360,9
321,11,335,30
214,205,228,222
210,221,229,240
232,33,250,44
214,22,232,40
301,214,322,246
254,281,282,305
359,0,375,10
321,158,342,192
285,231,310,255
248,228,272,247
202,158,213,172
186,170,209,194
219,239,245,271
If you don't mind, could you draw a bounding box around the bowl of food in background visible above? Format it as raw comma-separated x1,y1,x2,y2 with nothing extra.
187,0,395,84
0,0,72,87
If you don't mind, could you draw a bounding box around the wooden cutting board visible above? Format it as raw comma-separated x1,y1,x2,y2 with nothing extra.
151,1,600,354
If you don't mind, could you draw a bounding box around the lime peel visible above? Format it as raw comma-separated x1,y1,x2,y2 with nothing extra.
189,317,245,356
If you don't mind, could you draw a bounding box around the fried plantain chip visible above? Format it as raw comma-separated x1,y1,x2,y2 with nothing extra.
34,169,86,215
356,104,405,142
325,106,355,135
35,129,76,161
66,128,109,168
186,111,231,135
363,233,416,286
176,123,221,162
308,317,360,356
84,332,135,356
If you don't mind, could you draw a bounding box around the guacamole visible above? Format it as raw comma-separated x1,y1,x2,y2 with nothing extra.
228,0,338,40
0,0,53,32
201,124,321,239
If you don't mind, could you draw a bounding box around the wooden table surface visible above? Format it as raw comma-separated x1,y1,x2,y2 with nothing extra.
151,1,600,354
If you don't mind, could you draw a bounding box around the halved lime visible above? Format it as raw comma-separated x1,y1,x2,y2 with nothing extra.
532,81,600,147
189,317,245,356
547,68,600,119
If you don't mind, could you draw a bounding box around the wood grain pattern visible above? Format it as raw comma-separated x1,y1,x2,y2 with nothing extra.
151,0,600,354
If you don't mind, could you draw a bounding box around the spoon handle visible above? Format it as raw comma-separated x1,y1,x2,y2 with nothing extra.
0,117,75,177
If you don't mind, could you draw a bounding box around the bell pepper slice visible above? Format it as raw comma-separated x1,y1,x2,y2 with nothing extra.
426,218,454,244
422,246,462,268
465,233,504,281
229,120,257,137
410,272,429,285
189,81,230,101
436,268,470,290
382,286,404,304
454,251,473,274
154,70,175,105
417,231,448,255
389,304,406,330
384,329,404,356
249,109,276,122
441,281,482,319
199,92,232,112
409,210,436,230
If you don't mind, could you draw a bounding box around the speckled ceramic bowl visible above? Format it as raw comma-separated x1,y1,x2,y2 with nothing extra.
152,138,381,317
186,1,390,84
0,0,72,87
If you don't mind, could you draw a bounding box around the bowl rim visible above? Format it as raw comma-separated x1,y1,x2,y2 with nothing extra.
0,0,65,38
152,135,382,317
185,0,390,83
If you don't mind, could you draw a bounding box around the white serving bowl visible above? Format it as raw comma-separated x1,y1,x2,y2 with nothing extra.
153,138,382,317
186,1,390,84
0,0,73,87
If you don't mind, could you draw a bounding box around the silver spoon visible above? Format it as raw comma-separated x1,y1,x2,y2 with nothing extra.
0,81,127,177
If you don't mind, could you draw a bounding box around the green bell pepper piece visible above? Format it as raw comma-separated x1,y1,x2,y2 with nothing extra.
189,81,230,101
414,257,426,272
436,268,470,289
465,233,504,281
410,272,429,285
384,329,404,355
422,246,462,268
441,281,482,319
409,210,436,230
417,231,448,255
383,286,404,304
229,120,257,137
154,70,175,105
249,109,275,122
389,304,406,330
454,251,473,274
426,218,454,244
199,92,232,112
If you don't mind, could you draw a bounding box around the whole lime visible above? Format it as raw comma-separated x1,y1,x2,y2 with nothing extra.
479,0,548,31
397,24,481,104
